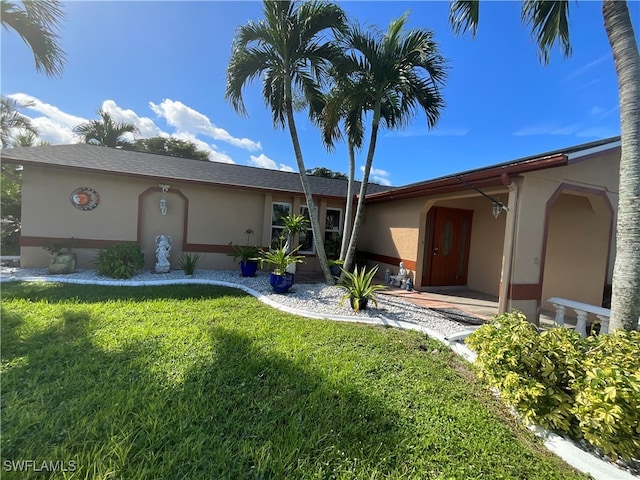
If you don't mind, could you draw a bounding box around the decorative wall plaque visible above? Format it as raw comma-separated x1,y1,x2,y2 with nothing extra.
70,187,100,211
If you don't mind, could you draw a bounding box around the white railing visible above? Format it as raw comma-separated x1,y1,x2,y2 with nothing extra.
547,297,611,336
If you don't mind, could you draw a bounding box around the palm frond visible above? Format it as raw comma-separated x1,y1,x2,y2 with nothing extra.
522,0,572,65
449,0,480,38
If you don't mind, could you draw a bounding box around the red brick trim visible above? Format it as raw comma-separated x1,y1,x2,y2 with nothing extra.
507,283,542,300
20,236,136,249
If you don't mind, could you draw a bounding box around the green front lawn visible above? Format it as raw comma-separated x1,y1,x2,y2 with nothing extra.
1,282,587,479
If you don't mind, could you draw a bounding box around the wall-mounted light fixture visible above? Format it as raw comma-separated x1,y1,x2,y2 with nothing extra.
159,184,170,215
492,201,508,219
456,176,509,219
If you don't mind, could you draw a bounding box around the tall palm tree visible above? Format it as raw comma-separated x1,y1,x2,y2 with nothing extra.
334,14,447,274
74,109,139,147
1,0,66,77
0,96,38,148
317,74,364,261
226,0,347,284
450,0,639,332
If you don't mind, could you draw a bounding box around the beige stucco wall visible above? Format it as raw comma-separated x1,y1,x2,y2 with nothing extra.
19,165,348,272
359,193,506,296
540,192,610,311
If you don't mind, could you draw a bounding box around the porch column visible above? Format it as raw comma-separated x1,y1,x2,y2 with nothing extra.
502,177,555,325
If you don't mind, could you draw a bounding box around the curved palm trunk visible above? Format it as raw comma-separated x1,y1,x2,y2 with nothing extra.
604,0,640,331
339,141,356,260
343,104,381,274
284,100,334,285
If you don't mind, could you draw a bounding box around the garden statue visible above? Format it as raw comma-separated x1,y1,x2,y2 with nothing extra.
155,234,172,273
389,262,410,287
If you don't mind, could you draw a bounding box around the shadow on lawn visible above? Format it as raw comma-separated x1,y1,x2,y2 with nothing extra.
1,305,405,479
1,281,249,303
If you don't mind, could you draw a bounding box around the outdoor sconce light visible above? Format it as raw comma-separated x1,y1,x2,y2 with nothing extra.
492,201,508,219
159,184,170,215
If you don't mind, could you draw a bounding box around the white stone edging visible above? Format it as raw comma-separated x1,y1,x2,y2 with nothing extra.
1,274,635,480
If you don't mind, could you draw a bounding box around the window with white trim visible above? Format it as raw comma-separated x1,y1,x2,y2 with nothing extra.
324,208,342,259
271,202,291,248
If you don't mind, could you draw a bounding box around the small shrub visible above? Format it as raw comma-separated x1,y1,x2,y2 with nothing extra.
179,252,201,275
337,265,385,312
467,311,585,435
95,243,144,279
572,330,640,461
468,312,640,462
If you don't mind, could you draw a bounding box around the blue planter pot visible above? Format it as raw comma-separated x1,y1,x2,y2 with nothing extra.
330,265,341,276
269,272,295,294
240,260,258,277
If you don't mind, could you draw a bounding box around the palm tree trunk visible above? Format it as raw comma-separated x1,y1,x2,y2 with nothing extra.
603,0,640,331
284,100,334,285
340,140,356,260
343,104,382,274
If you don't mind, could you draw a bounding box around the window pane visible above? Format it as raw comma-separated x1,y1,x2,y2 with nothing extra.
299,230,314,253
326,209,341,231
272,203,291,226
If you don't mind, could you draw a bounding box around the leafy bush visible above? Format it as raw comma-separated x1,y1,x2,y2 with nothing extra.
467,311,584,435
179,252,201,275
573,330,640,461
95,243,144,279
467,312,640,461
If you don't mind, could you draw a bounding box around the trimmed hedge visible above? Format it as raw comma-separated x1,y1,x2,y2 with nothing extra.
467,311,640,462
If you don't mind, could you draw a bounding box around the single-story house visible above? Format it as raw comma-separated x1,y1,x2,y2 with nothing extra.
2,136,620,324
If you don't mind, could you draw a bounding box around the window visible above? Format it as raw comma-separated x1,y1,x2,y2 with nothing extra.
324,208,342,259
298,206,315,254
271,202,291,248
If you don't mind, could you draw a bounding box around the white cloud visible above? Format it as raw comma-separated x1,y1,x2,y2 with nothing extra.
101,99,165,139
249,153,294,172
565,54,610,81
150,99,261,151
361,165,391,186
30,117,77,144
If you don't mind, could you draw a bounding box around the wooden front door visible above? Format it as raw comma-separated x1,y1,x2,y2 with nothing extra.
424,207,473,286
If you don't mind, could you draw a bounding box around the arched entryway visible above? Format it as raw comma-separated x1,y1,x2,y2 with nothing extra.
138,187,188,270
540,185,613,313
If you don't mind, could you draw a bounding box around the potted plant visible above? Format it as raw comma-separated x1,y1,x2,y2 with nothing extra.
337,264,386,312
43,239,77,274
228,228,260,277
259,239,305,293
281,214,309,274
328,258,344,276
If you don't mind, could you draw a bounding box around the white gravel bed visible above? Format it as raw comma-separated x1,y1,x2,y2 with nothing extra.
0,267,471,338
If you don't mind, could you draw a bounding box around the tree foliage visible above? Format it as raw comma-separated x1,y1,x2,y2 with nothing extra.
305,167,347,180
124,137,211,161
1,0,66,77
74,110,139,147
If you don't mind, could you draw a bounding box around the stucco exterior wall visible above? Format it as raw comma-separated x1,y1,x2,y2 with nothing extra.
540,193,610,310
19,164,348,273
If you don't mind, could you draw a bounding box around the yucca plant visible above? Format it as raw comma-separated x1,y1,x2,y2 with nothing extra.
337,264,386,312
259,241,305,275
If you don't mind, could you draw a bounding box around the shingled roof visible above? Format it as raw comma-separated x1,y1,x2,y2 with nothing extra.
1,143,395,199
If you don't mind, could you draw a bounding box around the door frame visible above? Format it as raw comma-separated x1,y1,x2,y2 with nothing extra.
422,206,474,286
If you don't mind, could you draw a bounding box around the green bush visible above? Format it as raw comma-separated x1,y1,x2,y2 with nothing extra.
95,243,144,279
467,312,640,461
467,311,584,435
573,330,640,461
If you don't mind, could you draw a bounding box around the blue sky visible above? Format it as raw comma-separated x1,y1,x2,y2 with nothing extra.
2,1,632,187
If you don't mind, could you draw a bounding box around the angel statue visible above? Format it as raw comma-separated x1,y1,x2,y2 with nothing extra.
155,234,172,273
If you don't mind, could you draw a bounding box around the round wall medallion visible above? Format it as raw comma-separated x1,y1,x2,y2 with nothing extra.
70,187,100,211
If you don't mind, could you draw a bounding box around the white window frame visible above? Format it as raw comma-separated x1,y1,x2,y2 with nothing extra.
271,202,292,248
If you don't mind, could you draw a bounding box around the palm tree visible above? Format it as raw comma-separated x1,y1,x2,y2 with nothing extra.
334,14,447,274
226,0,347,285
317,74,364,261
0,96,38,148
450,0,639,332
74,109,139,147
1,0,66,77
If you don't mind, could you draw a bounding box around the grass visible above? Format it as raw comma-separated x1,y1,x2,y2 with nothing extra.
1,282,588,479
